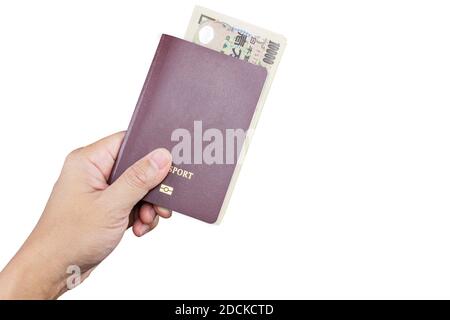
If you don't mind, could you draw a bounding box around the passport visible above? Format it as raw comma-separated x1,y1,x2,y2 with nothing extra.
109,35,267,223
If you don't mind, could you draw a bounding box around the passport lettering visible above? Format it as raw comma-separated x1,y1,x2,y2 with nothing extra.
169,165,194,180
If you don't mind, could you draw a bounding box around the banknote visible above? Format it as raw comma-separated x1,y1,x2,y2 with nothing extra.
185,6,286,223
185,6,286,127
185,6,286,73
192,20,280,69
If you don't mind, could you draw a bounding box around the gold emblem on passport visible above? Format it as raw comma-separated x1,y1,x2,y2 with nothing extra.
159,184,173,195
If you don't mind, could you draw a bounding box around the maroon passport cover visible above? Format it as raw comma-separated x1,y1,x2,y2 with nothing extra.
110,34,267,223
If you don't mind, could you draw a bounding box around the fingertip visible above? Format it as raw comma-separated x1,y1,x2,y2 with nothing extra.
139,203,157,225
154,205,172,218
133,212,160,237
132,218,149,237
147,148,172,170
132,221,141,237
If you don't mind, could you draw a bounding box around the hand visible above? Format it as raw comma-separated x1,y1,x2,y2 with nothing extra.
0,132,172,299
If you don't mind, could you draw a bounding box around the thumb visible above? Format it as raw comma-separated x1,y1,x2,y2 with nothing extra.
104,148,172,211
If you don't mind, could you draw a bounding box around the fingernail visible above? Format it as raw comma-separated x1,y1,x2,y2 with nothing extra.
149,148,171,169
140,224,151,236
156,206,172,217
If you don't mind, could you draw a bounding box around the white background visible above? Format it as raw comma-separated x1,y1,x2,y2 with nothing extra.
0,0,449,299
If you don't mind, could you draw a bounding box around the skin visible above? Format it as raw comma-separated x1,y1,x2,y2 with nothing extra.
0,132,172,299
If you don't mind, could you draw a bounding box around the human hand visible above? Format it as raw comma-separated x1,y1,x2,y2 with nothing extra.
0,132,172,299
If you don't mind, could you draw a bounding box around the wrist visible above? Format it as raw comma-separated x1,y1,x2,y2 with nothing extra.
0,233,68,299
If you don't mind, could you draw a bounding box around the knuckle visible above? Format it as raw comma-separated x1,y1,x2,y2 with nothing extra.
65,147,83,163
124,162,151,190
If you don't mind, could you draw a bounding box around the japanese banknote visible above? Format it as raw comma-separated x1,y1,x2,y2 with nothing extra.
185,6,286,127
185,6,286,72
